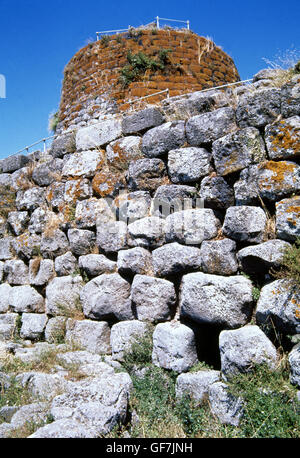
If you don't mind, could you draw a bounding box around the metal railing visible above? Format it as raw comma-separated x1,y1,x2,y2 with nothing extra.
119,88,169,109
10,135,55,158
96,17,190,40
155,16,190,30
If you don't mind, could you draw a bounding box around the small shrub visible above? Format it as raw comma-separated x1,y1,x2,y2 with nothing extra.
122,327,153,373
271,238,300,284
227,361,299,438
0,377,32,410
48,111,59,133
0,185,16,218
119,49,172,88
100,35,110,46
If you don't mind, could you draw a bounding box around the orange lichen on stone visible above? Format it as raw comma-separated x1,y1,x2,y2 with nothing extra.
259,161,297,186
270,121,300,154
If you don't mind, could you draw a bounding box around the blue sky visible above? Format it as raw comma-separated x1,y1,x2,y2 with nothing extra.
0,0,299,159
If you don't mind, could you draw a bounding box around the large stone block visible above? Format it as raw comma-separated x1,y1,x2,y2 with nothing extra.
152,322,198,373
180,272,253,329
130,275,176,323
80,273,133,321
76,118,122,150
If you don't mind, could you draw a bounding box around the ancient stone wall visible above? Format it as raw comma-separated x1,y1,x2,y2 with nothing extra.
0,70,299,438
58,29,240,132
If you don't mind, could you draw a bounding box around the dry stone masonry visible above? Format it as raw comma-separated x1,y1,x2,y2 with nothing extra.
0,63,299,437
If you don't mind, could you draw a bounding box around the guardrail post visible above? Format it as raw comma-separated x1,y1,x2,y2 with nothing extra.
156,16,159,29
187,20,190,30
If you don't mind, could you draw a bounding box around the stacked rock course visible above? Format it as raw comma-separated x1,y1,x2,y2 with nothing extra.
0,68,299,437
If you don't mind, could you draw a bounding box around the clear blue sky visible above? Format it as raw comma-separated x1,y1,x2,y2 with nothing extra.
0,0,299,159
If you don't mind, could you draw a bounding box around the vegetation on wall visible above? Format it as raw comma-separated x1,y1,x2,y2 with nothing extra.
119,49,173,88
48,111,60,133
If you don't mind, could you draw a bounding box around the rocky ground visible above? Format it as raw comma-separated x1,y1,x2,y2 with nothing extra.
0,66,299,438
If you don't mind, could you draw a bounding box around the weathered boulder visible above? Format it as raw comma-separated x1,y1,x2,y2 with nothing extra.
212,127,266,176
127,158,166,192
28,208,52,234
9,402,50,430
7,211,29,236
175,370,220,402
9,286,45,313
50,131,76,158
0,284,11,313
275,196,300,242
20,313,48,340
75,198,114,229
49,372,132,436
110,320,149,362
62,150,104,178
106,136,142,164
16,372,68,400
0,313,18,341
64,178,92,203
44,317,67,343
1,154,29,173
186,107,237,145
208,382,244,426
65,319,111,355
234,166,261,206
255,161,300,202
96,221,127,253
152,242,201,277
142,121,186,157
80,273,133,321
0,237,14,261
15,187,46,211
12,233,41,260
222,206,267,243
45,275,84,317
237,239,291,274
180,272,253,328
289,344,300,388
122,107,164,134
152,322,198,373
130,275,176,323
236,88,281,128
117,191,151,223
199,176,234,210
117,247,152,276
54,251,77,276
168,147,212,183
219,325,277,378
45,182,65,210
165,209,220,245
56,351,116,378
151,185,198,217
256,280,300,335
4,260,29,285
29,418,98,438
41,229,70,258
76,118,122,150
32,158,63,186
200,239,238,276
128,216,166,249
68,228,96,256
265,116,300,160
281,77,300,117
79,254,116,277
29,259,55,285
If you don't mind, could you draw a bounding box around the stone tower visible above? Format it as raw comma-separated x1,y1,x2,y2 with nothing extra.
57,27,240,132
